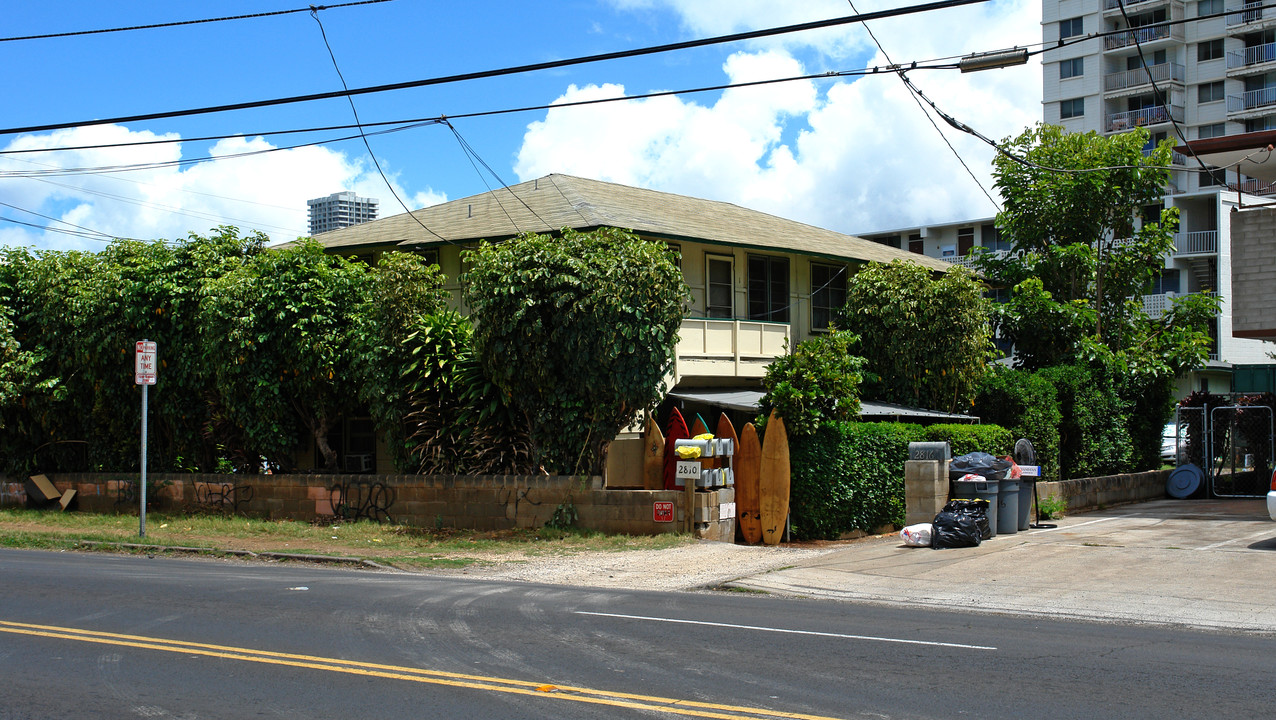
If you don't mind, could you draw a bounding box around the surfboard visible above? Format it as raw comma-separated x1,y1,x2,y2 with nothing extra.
690,413,710,438
643,414,666,491
715,413,738,458
736,422,763,545
759,411,790,546
663,407,690,490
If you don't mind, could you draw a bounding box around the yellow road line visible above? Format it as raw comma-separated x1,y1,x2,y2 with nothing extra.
0,620,846,720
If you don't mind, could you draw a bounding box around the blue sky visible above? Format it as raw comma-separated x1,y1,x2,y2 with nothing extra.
0,0,1041,251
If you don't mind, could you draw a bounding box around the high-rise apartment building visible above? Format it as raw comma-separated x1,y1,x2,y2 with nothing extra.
307,192,379,236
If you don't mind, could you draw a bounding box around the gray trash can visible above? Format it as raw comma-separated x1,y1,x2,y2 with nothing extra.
1017,480,1034,530
951,476,999,538
997,478,1020,535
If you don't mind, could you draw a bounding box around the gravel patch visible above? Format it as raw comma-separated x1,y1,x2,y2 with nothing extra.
441,540,843,591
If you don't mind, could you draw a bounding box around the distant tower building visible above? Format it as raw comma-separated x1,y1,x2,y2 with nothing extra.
307,192,379,236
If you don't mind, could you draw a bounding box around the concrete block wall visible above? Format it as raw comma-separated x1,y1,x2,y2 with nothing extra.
1231,208,1276,339
7,473,737,539
1036,469,1169,514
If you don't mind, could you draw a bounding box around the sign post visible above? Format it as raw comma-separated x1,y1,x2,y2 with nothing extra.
135,340,157,538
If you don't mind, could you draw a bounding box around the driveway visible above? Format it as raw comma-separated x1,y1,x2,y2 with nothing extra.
729,498,1276,633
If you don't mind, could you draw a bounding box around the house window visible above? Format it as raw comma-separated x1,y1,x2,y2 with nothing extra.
747,255,790,322
319,416,376,473
666,243,681,268
1198,0,1223,16
1198,123,1227,139
705,255,733,318
416,248,440,266
908,234,924,254
810,262,847,332
1060,17,1083,39
1060,97,1085,119
1198,39,1225,62
1060,58,1084,79
1198,81,1226,104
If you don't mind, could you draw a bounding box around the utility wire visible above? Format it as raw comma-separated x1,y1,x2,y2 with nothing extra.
0,0,394,42
844,0,1000,212
444,120,554,234
0,0,991,136
0,200,122,241
308,8,449,242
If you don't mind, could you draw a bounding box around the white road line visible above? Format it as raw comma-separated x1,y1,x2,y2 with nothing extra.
574,611,997,651
1026,516,1121,534
1197,528,1275,551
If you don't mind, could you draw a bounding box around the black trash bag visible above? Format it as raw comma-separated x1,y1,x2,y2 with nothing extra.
942,498,992,540
949,451,1012,482
930,510,981,549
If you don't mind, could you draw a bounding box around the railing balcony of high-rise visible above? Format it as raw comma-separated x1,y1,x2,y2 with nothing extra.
1175,230,1219,255
1236,177,1276,195
1227,86,1276,112
1225,2,1265,26
1142,146,1189,165
1104,62,1184,92
1227,42,1276,69
1104,24,1179,50
1105,0,1178,10
1106,104,1180,132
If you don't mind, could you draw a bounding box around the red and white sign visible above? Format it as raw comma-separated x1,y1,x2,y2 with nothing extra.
135,341,157,385
653,501,675,523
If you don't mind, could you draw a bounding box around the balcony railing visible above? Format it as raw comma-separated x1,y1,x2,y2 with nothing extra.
1104,24,1179,50
940,249,1016,269
1225,2,1265,25
1227,86,1276,112
1175,230,1218,254
1236,177,1276,195
1104,62,1184,91
1107,105,1180,132
674,318,790,381
1227,42,1276,69
1142,146,1189,165
1105,0,1175,9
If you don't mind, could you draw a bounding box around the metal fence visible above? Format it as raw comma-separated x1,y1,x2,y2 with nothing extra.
1208,405,1273,498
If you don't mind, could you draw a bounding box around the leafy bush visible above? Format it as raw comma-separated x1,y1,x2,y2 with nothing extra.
1039,364,1132,479
921,424,1013,458
759,331,864,438
789,422,925,539
973,366,1062,481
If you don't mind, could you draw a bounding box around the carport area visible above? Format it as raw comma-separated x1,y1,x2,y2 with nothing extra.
730,498,1276,633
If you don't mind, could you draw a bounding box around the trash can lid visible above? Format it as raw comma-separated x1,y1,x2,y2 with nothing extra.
1166,463,1203,499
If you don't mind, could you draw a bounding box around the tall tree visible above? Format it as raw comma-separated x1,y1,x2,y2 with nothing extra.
463,227,687,475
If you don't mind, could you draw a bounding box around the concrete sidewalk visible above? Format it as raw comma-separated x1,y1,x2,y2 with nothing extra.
730,498,1276,633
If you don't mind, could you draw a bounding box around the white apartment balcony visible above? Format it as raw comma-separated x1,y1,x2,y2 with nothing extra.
940,249,1017,269
1227,86,1276,116
1104,0,1182,13
1226,42,1276,75
1236,177,1276,195
1175,230,1219,255
1106,104,1182,132
1103,23,1183,52
1142,146,1190,165
1225,1,1276,30
673,318,790,382
1104,63,1185,95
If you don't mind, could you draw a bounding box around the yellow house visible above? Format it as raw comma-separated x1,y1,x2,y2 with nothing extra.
305,174,951,476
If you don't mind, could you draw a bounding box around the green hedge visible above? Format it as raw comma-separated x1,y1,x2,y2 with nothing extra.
973,366,1062,481
789,420,1012,540
1038,364,1131,479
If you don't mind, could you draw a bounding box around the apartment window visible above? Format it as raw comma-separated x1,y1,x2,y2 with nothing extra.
1060,97,1085,119
1198,0,1223,15
747,255,790,322
1198,122,1227,139
705,255,734,318
1060,58,1084,79
1198,81,1226,103
908,233,924,254
872,234,901,249
982,224,1011,252
1200,167,1225,187
1059,17,1083,39
810,263,847,332
1148,269,1181,295
1198,39,1225,62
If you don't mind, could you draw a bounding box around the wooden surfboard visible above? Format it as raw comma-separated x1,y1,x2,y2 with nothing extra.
690,414,710,438
643,414,666,491
736,422,763,545
663,408,690,490
759,411,790,546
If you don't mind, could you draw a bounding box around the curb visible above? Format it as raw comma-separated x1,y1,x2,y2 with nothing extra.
75,540,394,570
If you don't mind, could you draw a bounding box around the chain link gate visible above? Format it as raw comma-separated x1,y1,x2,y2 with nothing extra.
1208,405,1273,498
1174,406,1208,470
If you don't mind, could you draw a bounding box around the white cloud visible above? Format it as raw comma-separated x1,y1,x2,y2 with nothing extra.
519,0,1041,234
0,126,447,251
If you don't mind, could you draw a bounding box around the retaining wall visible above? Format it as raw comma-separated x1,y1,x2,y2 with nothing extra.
1035,469,1169,514
0,473,736,540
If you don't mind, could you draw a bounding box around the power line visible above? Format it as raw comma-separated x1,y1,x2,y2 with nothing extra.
0,0,991,136
0,0,394,43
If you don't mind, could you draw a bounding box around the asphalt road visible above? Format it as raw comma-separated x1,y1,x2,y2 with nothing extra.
1,548,1273,719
